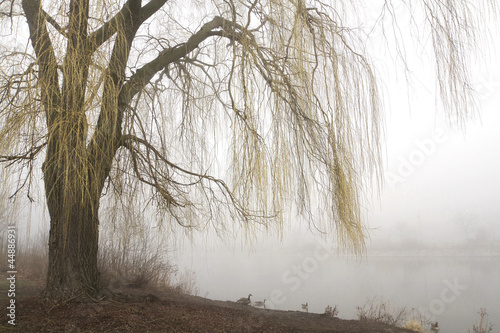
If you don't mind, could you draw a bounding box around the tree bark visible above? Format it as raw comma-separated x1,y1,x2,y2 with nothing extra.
44,181,102,298
26,0,104,299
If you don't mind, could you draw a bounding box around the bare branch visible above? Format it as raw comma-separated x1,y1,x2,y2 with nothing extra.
121,134,260,223
87,0,168,52
120,16,227,104
21,0,61,125
40,9,67,37
0,141,47,164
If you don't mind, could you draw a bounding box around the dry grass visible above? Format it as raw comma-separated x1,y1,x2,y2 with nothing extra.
0,222,197,296
172,269,199,295
0,229,47,284
96,206,199,294
402,319,427,333
98,242,176,290
468,308,494,333
324,304,339,318
356,297,408,327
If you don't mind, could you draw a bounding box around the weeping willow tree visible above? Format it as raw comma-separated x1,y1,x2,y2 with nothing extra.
0,0,496,298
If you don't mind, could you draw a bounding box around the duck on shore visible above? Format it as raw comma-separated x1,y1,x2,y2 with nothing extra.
301,302,308,312
236,294,252,306
254,299,266,309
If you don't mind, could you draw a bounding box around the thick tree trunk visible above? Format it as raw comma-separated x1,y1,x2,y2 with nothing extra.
42,149,103,299
45,199,101,299
23,0,137,299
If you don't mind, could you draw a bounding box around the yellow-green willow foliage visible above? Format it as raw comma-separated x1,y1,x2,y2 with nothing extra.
0,0,496,297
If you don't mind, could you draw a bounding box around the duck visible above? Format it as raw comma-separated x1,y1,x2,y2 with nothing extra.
253,299,266,309
301,302,308,312
430,322,440,332
236,294,252,305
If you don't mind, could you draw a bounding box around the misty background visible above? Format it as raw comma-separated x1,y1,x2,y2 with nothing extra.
2,2,499,332
173,9,500,331
173,67,500,331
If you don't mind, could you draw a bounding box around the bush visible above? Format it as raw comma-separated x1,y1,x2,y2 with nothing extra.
98,223,180,291
468,308,493,333
402,319,427,333
356,297,408,327
324,305,339,318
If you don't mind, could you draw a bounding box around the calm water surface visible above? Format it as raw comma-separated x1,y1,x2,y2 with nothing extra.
179,248,500,333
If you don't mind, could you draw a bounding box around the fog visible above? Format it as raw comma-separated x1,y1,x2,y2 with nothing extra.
174,92,500,331
174,27,500,333
3,2,500,332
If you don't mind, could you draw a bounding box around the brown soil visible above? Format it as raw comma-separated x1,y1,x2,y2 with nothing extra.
1,277,414,333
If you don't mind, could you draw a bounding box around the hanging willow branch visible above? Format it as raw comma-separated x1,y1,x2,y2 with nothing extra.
0,0,496,257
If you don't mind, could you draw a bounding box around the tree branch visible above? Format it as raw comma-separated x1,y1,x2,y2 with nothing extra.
87,0,168,53
0,141,47,165
120,15,233,107
122,134,210,180
120,134,256,220
21,0,62,126
86,0,145,190
40,9,67,37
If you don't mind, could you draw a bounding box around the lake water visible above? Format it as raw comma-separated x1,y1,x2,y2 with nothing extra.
178,245,500,333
